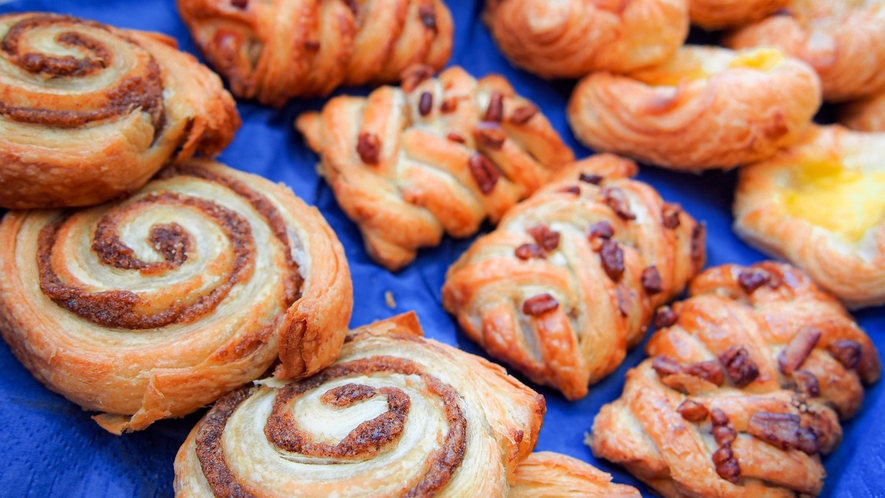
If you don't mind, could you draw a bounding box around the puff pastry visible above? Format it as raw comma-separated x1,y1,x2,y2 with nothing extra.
510,452,641,497
178,0,453,107
173,312,546,497
590,359,843,497
840,89,885,132
0,13,240,210
689,0,789,30
442,154,706,400
297,65,575,271
0,159,352,433
483,0,688,79
734,125,885,309
724,1,885,102
648,261,881,420
568,45,821,171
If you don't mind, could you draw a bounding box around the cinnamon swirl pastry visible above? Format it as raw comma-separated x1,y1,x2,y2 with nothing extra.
590,359,843,497
177,0,454,106
442,154,705,400
724,1,885,102
840,89,885,132
733,125,885,308
689,0,789,30
483,0,688,79
173,312,546,497
0,13,240,210
510,452,641,497
568,45,821,171
297,65,575,271
0,159,352,433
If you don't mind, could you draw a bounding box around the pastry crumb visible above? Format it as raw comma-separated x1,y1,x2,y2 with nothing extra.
384,291,397,309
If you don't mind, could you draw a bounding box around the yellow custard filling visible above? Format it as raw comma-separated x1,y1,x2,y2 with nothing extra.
728,48,785,72
631,48,784,87
783,159,885,241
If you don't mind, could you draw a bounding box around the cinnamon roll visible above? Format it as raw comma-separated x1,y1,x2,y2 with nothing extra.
177,0,454,106
173,312,546,497
0,13,240,210
0,159,352,433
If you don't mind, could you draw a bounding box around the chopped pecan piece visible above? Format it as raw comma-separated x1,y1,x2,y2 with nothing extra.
710,408,737,446
652,355,683,378
690,224,705,263
719,346,759,388
418,3,437,30
602,186,636,221
558,185,581,195
598,240,624,281
587,221,614,241
528,224,560,251
778,327,821,375
738,269,769,293
440,97,458,113
796,426,821,455
792,369,820,398
677,400,709,422
685,361,725,386
661,203,681,229
510,104,538,124
484,92,504,122
231,0,248,8
468,154,499,194
747,412,801,451
446,132,465,144
418,91,433,116
400,64,434,93
641,266,663,295
474,123,507,149
712,444,741,483
523,294,559,316
579,173,603,185
828,340,863,370
356,132,381,165
515,243,545,260
653,306,678,329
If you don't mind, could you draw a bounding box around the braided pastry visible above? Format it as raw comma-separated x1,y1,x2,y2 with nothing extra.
0,13,240,210
0,159,352,433
724,1,885,102
442,154,706,400
590,359,843,497
689,0,788,30
734,125,885,309
173,312,546,497
297,65,575,271
568,45,821,171
647,261,881,420
840,89,885,132
177,0,454,106
483,0,688,79
510,452,641,497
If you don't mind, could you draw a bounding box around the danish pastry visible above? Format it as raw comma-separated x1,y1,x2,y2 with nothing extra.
173,312,546,497
840,89,885,132
689,0,789,30
567,45,821,171
733,125,885,308
442,154,706,400
647,261,881,420
724,1,885,102
590,359,843,497
0,13,240,210
482,0,688,79
178,0,453,106
297,65,575,271
510,452,641,497
0,159,352,433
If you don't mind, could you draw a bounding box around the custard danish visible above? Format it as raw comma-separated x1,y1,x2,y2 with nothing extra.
0,159,352,433
0,13,240,210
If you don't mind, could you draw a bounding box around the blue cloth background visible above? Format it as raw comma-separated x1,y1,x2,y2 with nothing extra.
0,1,882,496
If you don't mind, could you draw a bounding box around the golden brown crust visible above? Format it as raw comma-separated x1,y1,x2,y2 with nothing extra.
509,452,641,497
442,154,705,400
0,13,240,210
0,159,352,433
177,0,453,106
647,261,881,419
173,312,546,497
567,45,821,171
689,0,789,30
591,359,842,497
724,2,885,102
483,0,688,79
840,89,885,132
733,125,885,309
296,65,575,271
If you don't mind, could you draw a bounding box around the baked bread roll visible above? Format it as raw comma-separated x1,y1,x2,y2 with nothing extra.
568,45,821,171
483,0,688,79
648,261,881,420
0,159,352,433
724,2,885,102
442,154,706,400
173,312,546,497
689,0,789,30
733,125,885,309
840,89,885,132
0,13,240,210
590,359,843,497
178,0,453,106
510,452,641,497
297,65,575,271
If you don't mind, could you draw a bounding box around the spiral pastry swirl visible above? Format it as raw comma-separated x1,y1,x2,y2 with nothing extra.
0,159,352,433
174,312,546,497
442,154,705,400
0,13,240,210
177,0,454,107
